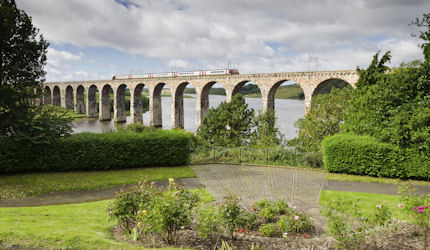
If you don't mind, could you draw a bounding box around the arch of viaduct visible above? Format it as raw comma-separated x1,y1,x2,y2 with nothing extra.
42,70,358,129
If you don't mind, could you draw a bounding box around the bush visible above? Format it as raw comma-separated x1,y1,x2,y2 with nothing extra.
139,188,200,244
107,178,160,234
277,214,313,234
322,133,428,179
258,223,279,237
194,205,223,242
0,130,192,174
220,195,247,239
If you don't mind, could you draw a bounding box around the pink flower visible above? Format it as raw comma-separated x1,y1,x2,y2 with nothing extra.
294,215,300,220
181,226,185,229
398,204,404,208
151,181,156,185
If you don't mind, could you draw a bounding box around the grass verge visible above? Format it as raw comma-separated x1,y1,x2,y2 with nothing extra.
319,190,410,221
0,166,196,200
0,189,213,249
326,172,430,186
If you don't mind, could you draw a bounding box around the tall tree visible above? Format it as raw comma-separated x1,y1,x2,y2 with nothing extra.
0,0,48,137
0,0,72,142
197,95,254,147
289,87,353,152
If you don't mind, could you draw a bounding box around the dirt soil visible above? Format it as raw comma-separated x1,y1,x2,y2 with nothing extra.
112,223,426,249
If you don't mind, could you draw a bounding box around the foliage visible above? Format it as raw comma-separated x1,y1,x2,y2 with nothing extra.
258,223,279,237
139,186,200,244
321,196,393,249
410,13,430,61
277,214,313,234
250,110,285,147
322,133,429,179
0,130,192,174
289,87,353,153
13,105,73,143
220,195,246,239
194,205,223,242
191,145,326,168
354,51,391,88
115,122,152,133
198,95,254,147
238,84,261,95
399,186,430,248
0,0,49,138
107,178,160,234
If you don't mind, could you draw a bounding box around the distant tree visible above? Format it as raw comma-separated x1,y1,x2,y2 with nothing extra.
197,95,254,147
250,110,284,147
289,87,354,152
411,13,430,61
0,0,72,141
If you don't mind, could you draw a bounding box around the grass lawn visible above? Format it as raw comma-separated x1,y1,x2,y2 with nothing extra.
326,172,430,186
0,189,213,250
0,166,196,200
319,190,410,221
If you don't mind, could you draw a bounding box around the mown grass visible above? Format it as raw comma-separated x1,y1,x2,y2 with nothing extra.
0,166,196,200
326,172,430,186
0,188,213,250
319,190,410,221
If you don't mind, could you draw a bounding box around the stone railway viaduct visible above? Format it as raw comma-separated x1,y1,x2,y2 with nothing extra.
42,70,359,129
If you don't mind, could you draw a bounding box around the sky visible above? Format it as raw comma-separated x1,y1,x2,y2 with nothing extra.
16,0,430,82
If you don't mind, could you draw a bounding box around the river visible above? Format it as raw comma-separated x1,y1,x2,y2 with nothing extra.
72,95,304,140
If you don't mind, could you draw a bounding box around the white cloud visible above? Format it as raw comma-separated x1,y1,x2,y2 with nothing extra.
16,0,429,77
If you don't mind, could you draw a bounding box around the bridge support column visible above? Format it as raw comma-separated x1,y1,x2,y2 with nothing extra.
226,89,233,102
195,91,209,129
99,85,111,121
262,98,275,112
114,86,127,123
86,86,98,118
60,88,67,108
171,94,184,129
150,85,163,128
75,86,85,114
43,89,51,105
131,85,145,124
65,87,74,109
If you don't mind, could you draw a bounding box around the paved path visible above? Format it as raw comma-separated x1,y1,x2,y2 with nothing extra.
0,164,429,207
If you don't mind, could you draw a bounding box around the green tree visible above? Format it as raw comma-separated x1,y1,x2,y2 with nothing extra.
0,0,72,142
290,87,354,152
411,13,430,61
197,95,254,147
250,110,284,147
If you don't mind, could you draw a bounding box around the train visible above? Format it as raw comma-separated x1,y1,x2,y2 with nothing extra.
112,69,239,80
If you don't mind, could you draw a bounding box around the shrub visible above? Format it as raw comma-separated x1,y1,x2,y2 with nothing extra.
399,186,430,249
0,130,192,174
277,213,313,234
139,187,200,244
220,195,247,239
259,223,279,237
107,178,160,234
322,133,428,179
194,205,223,242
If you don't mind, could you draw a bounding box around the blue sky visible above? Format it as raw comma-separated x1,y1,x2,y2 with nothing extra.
17,0,429,82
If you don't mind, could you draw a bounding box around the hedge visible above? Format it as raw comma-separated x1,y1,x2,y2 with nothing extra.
0,130,191,174
322,133,429,180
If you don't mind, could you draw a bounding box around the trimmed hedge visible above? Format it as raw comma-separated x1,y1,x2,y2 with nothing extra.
0,130,191,174
322,133,429,180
